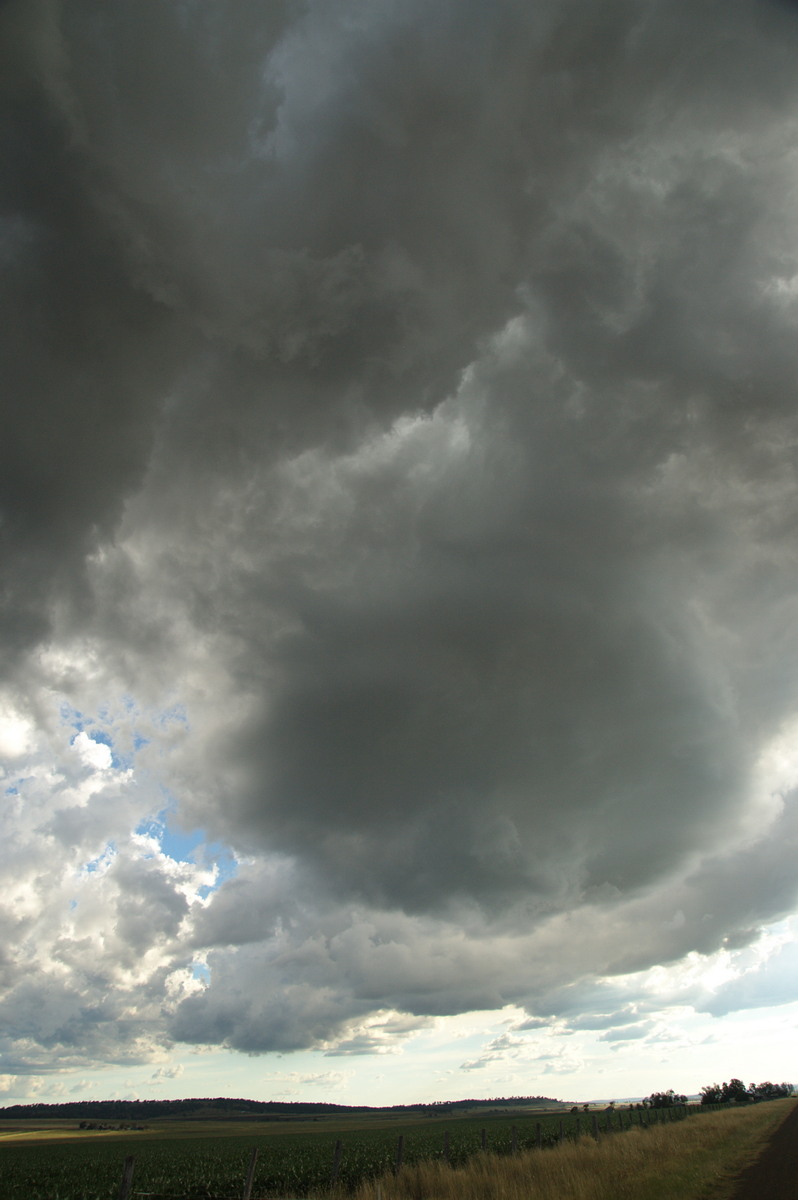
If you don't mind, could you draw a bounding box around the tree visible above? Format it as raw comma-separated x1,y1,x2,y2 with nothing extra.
701,1078,755,1105
646,1089,687,1108
749,1082,794,1101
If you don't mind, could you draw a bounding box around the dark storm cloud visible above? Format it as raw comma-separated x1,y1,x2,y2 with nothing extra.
0,0,533,661
5,0,798,1063
0,0,188,664
142,0,798,921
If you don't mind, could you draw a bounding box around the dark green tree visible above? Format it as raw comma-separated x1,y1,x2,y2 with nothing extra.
749,1081,793,1101
646,1089,687,1108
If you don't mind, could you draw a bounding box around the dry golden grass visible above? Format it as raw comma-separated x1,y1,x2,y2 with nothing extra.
341,1100,794,1200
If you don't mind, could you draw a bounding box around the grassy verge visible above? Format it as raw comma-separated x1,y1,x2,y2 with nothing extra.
341,1100,794,1200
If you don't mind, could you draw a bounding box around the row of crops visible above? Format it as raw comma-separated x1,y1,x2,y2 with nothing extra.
0,1104,716,1200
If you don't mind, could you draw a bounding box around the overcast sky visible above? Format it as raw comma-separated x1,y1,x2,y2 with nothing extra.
2,0,798,1108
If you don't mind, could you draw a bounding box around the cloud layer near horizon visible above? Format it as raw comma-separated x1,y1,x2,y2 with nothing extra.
3,0,798,1080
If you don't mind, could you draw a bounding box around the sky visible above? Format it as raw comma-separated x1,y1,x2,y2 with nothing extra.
1,0,798,1109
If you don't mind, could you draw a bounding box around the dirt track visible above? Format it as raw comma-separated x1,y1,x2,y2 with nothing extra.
725,1101,798,1200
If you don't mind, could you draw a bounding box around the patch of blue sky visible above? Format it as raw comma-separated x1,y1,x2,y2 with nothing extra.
151,703,189,730
61,696,165,748
59,698,195,781
198,851,238,898
159,824,207,863
191,962,211,985
95,701,118,724
136,812,238,894
84,727,130,771
82,843,117,873
163,823,239,895
69,724,131,771
136,817,166,853
61,695,179,763
60,701,85,730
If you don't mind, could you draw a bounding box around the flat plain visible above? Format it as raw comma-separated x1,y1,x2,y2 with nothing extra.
0,1100,790,1200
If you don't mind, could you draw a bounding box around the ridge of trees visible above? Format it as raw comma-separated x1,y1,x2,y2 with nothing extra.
643,1080,793,1107
643,1089,689,1108
0,1095,560,1121
699,1079,793,1104
0,1083,792,1122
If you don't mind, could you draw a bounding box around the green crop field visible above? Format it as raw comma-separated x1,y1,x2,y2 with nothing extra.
0,1106,699,1199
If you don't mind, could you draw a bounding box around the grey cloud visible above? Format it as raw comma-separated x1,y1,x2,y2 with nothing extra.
322,1018,427,1057
515,1017,550,1031
0,970,156,1073
189,320,794,921
110,857,189,957
6,0,798,1067
169,903,534,1052
170,957,365,1055
323,1041,388,1057
144,0,798,921
189,863,300,950
599,1022,654,1043
150,1064,183,1083
699,939,798,1017
321,1011,433,1056
596,793,798,978
567,1011,643,1032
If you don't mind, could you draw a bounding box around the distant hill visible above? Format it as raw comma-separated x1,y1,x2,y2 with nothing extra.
0,1095,562,1121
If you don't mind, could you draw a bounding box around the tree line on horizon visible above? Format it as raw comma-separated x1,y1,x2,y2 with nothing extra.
0,1083,791,1122
698,1079,793,1104
639,1080,793,1108
0,1094,561,1121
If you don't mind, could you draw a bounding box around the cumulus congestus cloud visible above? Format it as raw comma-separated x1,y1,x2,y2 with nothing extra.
3,0,798,1072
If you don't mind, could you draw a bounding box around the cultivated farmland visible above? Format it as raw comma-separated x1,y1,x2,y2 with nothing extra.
0,1102,731,1199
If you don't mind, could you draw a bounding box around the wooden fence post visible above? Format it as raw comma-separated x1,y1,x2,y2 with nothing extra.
575,1117,581,1139
118,1156,135,1200
242,1147,259,1200
394,1134,404,1174
536,1122,542,1149
443,1130,451,1163
481,1127,487,1151
592,1114,599,1140
330,1139,342,1185
511,1125,518,1154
